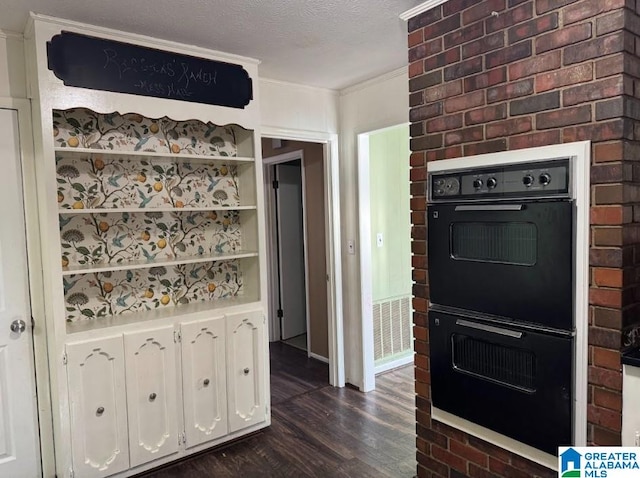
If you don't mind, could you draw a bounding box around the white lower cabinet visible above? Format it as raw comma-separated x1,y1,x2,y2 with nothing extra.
66,336,130,478
123,326,179,467
66,310,267,477
181,316,228,447
226,310,266,432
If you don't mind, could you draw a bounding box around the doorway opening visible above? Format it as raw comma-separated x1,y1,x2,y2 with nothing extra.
262,138,333,369
358,124,414,392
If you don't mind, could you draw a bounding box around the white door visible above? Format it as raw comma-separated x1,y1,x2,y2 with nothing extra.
124,326,178,467
226,310,266,433
0,108,41,478
66,336,130,478
181,316,228,447
276,163,307,340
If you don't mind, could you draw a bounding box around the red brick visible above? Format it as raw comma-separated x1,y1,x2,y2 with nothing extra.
593,425,622,446
444,57,483,81
486,117,532,139
593,268,624,288
425,47,461,72
593,227,623,246
410,40,443,62
486,2,533,33
409,61,424,79
536,64,593,93
432,445,466,474
424,81,463,103
510,91,559,115
469,463,497,478
450,439,488,467
589,366,623,391
488,457,531,478
509,51,561,81
507,13,558,44
487,78,533,103
410,103,443,123
465,104,507,125
563,119,630,143
410,70,442,92
408,30,423,48
485,41,532,69
445,126,483,146
462,32,504,59
590,288,623,308
536,0,580,14
563,0,629,26
593,347,621,371
424,13,462,39
535,23,592,53
590,247,625,268
594,142,623,163
589,326,622,349
593,307,622,329
596,9,626,37
509,130,561,150
563,76,626,107
591,206,625,225
463,139,507,156
596,53,625,79
588,404,622,431
444,21,484,49
417,452,449,477
591,163,631,184
408,8,443,32
464,67,506,92
444,0,483,16
564,31,630,66
427,114,464,133
463,0,506,25
445,90,485,113
410,152,425,167
536,105,591,129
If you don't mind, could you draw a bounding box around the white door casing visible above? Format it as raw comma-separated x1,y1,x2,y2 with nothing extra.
226,310,265,432
276,163,307,340
124,326,179,467
66,336,130,478
181,316,228,447
0,108,41,478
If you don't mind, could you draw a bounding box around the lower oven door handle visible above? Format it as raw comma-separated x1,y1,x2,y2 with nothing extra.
455,319,523,339
454,204,524,211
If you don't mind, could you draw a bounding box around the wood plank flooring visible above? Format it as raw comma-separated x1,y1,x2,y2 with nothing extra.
140,342,416,477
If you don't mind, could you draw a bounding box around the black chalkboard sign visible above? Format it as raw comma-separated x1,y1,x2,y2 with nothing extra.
47,31,252,109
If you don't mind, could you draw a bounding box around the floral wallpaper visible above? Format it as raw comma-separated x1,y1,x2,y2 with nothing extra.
56,155,240,210
53,108,241,156
54,108,254,324
64,260,243,322
60,210,241,268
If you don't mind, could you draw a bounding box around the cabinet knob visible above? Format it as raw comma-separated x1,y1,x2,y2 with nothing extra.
203,378,210,386
96,407,105,416
149,392,157,401
243,368,250,375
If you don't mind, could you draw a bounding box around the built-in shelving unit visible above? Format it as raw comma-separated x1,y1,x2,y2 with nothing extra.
27,16,269,478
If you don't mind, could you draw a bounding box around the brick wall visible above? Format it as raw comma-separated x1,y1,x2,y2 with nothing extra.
408,1,640,476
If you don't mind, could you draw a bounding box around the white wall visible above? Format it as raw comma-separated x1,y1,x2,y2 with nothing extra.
259,78,339,135
339,67,409,388
0,31,27,98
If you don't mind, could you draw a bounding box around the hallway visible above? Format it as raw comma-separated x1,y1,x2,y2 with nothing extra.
140,342,416,477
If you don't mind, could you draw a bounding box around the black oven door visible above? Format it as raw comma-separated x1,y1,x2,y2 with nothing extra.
429,310,573,455
428,199,573,330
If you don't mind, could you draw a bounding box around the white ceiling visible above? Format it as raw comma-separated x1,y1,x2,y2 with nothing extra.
0,0,423,90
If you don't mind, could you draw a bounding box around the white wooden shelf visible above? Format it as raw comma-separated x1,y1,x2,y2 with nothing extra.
58,205,257,214
65,296,262,336
54,147,254,163
62,250,259,276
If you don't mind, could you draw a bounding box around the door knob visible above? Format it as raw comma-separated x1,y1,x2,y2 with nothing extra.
10,319,26,334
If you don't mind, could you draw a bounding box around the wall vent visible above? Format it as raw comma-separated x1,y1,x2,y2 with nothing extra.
373,295,412,363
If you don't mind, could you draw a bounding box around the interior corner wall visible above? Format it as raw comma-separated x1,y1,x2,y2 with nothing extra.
0,33,27,99
338,68,409,388
259,78,339,134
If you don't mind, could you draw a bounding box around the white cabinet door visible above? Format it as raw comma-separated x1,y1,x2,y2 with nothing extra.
66,336,130,478
181,316,228,447
124,326,178,467
226,310,266,432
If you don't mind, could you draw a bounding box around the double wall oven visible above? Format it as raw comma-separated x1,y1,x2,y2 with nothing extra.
427,159,574,455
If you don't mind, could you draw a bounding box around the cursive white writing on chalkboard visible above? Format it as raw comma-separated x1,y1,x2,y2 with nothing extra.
179,63,217,89
133,79,193,99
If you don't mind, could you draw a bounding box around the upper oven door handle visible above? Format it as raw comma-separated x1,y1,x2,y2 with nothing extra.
454,204,524,212
455,319,523,339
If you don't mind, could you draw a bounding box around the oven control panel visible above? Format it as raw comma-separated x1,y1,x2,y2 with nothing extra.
429,159,570,201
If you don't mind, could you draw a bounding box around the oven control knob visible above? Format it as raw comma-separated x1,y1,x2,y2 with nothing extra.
539,173,551,186
472,178,483,189
486,177,497,189
522,174,534,187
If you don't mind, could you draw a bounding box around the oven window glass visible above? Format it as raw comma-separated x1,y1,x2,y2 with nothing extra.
451,222,537,265
452,334,536,392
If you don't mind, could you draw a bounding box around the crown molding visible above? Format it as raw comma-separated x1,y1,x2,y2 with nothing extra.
340,66,407,96
400,0,447,21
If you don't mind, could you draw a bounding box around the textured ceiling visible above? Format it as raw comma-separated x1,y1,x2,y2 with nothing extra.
0,0,423,89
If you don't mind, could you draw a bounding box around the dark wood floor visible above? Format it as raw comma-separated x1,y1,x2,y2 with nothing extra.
141,342,416,477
